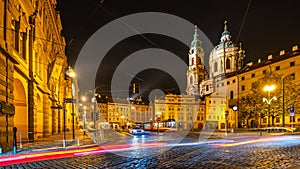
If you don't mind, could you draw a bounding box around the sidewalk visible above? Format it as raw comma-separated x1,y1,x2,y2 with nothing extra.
0,129,131,156
0,130,100,156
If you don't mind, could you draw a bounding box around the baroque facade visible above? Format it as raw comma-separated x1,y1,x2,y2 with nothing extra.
0,0,70,152
188,21,300,129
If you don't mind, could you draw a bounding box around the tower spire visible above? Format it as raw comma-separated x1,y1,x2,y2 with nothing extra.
220,20,231,42
191,25,202,48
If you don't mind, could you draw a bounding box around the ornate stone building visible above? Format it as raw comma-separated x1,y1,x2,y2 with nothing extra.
187,21,300,129
0,0,70,152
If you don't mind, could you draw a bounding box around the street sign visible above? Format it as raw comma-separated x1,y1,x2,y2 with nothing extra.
225,111,229,116
64,98,76,103
290,107,295,116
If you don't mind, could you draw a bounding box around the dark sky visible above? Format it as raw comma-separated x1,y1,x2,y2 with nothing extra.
56,0,300,99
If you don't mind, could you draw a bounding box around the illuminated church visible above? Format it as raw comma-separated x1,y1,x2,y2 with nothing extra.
186,21,300,129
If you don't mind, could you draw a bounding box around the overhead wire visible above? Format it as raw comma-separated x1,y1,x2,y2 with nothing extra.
236,0,252,42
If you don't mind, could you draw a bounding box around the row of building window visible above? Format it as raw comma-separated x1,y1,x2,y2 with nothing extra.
208,115,234,120
168,99,194,102
208,100,225,104
262,116,299,123
225,61,295,86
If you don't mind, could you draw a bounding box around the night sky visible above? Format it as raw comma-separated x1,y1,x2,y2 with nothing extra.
56,0,300,100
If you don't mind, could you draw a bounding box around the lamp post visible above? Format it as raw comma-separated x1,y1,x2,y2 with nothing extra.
63,102,67,147
66,66,76,141
232,106,238,130
263,84,276,132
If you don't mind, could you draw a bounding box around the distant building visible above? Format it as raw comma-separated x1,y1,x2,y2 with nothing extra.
153,94,205,130
103,98,152,130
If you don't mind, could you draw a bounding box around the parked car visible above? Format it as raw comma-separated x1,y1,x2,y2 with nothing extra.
129,126,145,135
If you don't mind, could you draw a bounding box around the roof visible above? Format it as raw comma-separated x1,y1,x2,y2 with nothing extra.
223,48,300,78
239,49,300,74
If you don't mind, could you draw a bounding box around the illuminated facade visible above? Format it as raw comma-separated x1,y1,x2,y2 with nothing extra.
0,0,70,152
153,94,206,130
105,98,152,129
230,46,300,128
188,21,300,129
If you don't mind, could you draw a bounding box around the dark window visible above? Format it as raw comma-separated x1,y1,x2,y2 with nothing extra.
263,70,267,74
214,62,218,72
291,73,295,80
233,79,236,83
251,73,255,78
230,91,234,100
251,83,255,89
276,66,280,71
241,76,245,81
12,19,20,51
241,85,245,91
227,81,230,85
206,85,209,91
226,58,230,69
290,61,295,67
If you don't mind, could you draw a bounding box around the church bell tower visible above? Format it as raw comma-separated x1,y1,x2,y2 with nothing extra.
186,25,207,96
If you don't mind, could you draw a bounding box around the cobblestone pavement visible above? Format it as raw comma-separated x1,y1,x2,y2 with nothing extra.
2,135,300,169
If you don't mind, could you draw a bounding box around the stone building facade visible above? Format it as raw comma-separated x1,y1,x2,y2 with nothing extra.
0,0,70,152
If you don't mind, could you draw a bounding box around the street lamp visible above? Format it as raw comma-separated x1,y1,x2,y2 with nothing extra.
66,66,76,141
232,106,238,129
263,84,276,132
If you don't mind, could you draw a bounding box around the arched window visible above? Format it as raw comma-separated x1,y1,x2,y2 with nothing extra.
214,62,218,72
226,58,231,69
190,76,193,84
191,57,194,65
230,90,234,100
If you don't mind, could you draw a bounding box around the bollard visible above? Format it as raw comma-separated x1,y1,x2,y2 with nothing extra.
13,127,17,154
260,129,262,137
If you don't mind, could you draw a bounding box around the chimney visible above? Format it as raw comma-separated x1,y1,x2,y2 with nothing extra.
292,45,298,51
268,54,273,60
280,50,285,55
258,59,261,63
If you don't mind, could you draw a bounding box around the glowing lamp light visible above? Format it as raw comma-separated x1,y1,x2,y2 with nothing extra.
263,84,275,92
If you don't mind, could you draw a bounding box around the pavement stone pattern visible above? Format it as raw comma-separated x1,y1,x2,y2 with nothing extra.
2,130,300,168
2,135,300,168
